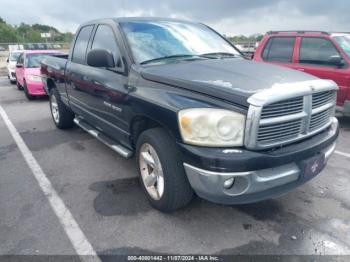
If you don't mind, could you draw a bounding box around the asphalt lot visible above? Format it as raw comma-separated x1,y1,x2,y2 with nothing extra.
0,76,350,258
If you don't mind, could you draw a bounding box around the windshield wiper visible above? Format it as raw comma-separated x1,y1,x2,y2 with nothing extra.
140,54,203,65
200,52,242,59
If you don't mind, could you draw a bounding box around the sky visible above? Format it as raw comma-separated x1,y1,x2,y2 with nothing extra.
0,0,349,36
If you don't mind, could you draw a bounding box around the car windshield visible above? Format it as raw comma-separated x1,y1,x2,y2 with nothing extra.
26,53,58,68
120,20,241,64
334,35,350,58
10,52,22,62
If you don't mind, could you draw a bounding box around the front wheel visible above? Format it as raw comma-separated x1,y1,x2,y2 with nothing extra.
136,128,194,212
49,88,75,129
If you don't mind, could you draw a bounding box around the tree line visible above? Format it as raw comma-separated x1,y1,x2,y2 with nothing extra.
226,34,264,44
0,17,73,43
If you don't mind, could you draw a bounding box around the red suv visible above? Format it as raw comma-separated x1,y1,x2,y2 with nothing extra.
254,31,350,116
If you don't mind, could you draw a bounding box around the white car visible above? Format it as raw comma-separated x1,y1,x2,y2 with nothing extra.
7,50,23,84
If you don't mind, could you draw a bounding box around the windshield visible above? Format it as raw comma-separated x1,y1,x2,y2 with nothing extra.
334,35,350,58
25,53,59,68
9,52,22,62
120,20,240,64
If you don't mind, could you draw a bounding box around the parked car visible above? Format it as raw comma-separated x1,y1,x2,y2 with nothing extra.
254,31,350,116
41,18,339,212
15,50,67,100
6,50,24,84
25,43,36,50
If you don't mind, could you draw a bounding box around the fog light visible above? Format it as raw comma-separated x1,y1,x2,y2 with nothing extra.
223,177,235,189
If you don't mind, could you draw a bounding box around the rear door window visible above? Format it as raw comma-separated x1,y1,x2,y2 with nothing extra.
262,37,295,62
299,37,341,66
72,25,94,64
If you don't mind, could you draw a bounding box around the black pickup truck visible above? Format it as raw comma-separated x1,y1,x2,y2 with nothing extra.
41,18,339,212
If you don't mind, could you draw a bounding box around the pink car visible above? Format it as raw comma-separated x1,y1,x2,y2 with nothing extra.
15,50,65,100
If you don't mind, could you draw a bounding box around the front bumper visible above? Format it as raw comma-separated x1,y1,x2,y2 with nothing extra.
26,81,46,96
182,117,338,205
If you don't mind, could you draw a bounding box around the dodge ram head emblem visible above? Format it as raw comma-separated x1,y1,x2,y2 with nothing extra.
311,161,319,173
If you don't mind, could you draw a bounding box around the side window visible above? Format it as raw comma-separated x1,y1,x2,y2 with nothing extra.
72,25,94,64
17,53,24,65
299,37,341,66
91,25,121,67
262,37,295,62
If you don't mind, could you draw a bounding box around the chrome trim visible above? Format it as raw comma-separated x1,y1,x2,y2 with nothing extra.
245,79,338,150
259,112,307,126
73,118,132,158
312,102,335,115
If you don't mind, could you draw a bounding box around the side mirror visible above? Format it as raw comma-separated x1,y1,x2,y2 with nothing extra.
16,63,23,68
6,58,9,63
87,49,115,68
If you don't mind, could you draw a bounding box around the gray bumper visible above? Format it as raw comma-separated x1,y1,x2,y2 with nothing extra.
184,141,336,205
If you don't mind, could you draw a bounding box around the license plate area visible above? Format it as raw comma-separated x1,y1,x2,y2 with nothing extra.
300,153,326,180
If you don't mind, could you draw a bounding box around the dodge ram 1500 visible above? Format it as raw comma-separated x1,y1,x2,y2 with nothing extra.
41,18,339,212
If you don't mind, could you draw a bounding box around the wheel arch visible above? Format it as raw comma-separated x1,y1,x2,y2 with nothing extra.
130,115,179,149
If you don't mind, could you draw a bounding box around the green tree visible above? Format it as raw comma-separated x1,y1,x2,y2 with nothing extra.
0,17,74,44
0,22,19,42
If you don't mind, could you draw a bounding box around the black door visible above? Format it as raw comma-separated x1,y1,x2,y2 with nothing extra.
65,24,96,123
72,24,130,147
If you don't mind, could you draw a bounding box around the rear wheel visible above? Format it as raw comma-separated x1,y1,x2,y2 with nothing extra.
23,80,34,100
49,88,74,129
136,128,194,212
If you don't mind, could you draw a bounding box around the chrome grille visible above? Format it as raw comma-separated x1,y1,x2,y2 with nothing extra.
245,81,337,150
258,119,302,143
261,97,303,119
309,107,334,132
312,91,336,109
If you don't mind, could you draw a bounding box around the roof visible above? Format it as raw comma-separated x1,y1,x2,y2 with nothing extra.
80,17,198,26
113,17,195,23
267,30,330,35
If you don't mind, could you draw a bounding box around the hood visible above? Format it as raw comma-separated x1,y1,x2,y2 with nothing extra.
24,67,41,76
140,58,317,107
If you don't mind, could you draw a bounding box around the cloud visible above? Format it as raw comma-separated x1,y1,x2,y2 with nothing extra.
0,0,349,35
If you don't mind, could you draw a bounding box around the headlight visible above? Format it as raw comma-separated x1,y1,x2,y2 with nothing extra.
27,75,42,82
178,108,246,147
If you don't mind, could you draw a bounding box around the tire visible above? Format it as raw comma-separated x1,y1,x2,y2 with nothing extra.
49,88,75,129
136,128,194,212
16,80,23,90
23,80,34,100
10,80,16,85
